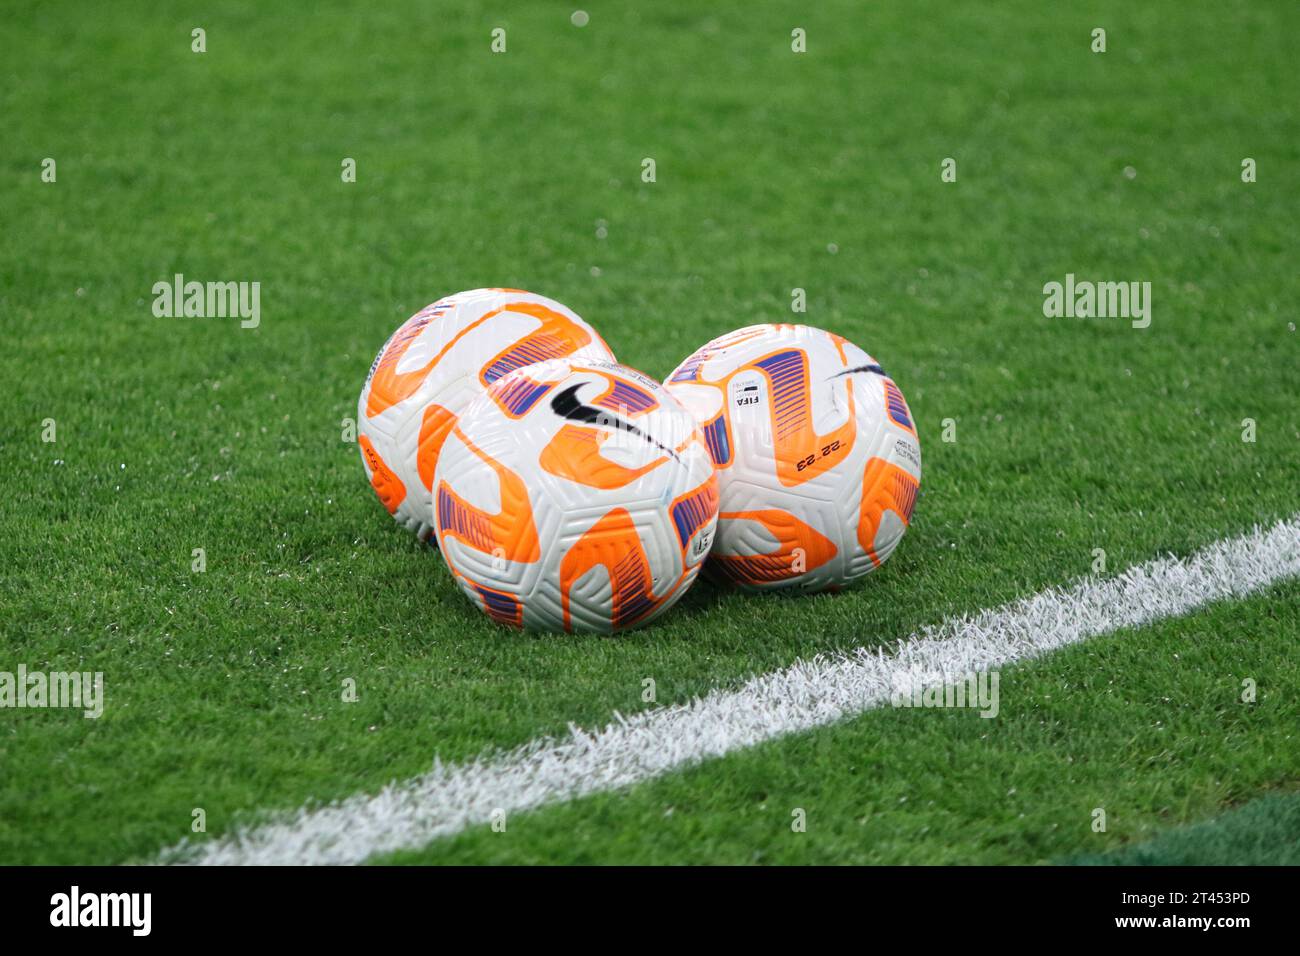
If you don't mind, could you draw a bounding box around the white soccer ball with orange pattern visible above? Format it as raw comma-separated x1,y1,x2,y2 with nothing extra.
433,358,718,632
664,323,921,592
357,289,615,539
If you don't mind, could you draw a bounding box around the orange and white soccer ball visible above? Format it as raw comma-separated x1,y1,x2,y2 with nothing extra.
433,358,718,632
357,289,615,540
664,324,921,592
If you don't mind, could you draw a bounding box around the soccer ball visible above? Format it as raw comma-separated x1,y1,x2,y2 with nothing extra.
664,323,921,592
433,357,718,632
358,289,615,540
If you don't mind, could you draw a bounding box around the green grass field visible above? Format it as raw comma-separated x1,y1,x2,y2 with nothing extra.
2,0,1297,865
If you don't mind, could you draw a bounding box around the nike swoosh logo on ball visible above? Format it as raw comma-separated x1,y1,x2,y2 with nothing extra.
835,362,887,378
550,383,679,460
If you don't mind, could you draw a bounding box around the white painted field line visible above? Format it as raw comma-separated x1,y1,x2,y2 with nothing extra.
161,515,1300,865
